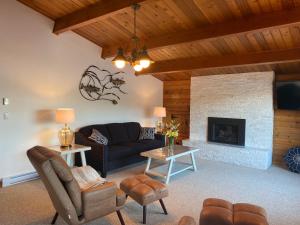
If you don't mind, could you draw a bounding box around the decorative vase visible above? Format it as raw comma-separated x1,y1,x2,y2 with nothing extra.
168,136,175,149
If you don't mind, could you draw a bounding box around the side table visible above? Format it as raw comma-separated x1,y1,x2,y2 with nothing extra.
48,144,91,166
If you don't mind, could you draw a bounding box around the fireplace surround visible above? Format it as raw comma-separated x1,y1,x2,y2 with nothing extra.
207,117,245,146
183,72,274,170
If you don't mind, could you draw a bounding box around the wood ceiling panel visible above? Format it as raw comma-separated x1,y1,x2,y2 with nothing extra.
18,0,100,19
146,23,300,62
157,61,300,80
19,0,300,81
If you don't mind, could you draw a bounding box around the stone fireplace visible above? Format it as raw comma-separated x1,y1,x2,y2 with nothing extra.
183,72,274,170
207,117,245,146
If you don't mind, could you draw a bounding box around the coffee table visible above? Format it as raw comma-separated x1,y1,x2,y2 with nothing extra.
140,145,199,184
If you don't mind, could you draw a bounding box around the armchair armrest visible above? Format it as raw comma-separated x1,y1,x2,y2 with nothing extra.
155,133,166,146
82,182,117,220
178,216,196,225
75,132,108,177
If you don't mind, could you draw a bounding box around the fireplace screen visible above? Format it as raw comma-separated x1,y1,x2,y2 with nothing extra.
207,117,245,146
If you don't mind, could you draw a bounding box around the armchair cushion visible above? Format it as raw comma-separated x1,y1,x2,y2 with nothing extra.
49,152,82,217
29,147,83,217
82,182,117,220
50,155,74,182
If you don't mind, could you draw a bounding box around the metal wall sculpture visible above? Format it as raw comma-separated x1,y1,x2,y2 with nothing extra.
79,65,126,104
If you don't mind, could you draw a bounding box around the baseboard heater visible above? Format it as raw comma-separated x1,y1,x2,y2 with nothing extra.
2,171,39,187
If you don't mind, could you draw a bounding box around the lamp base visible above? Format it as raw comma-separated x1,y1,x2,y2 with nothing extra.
156,120,164,133
58,125,74,147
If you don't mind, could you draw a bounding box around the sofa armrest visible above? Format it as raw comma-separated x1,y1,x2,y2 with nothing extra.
155,133,166,146
178,216,196,225
82,182,117,220
75,132,108,177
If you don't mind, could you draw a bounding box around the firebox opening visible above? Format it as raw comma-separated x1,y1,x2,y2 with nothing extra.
207,117,246,146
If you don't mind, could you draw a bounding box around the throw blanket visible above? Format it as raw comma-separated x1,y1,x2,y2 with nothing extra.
71,166,106,190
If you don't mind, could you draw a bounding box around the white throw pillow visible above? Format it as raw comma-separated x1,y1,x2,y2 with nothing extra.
88,129,108,145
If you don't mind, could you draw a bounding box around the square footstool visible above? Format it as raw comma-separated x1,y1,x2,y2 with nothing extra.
200,198,269,225
120,174,168,224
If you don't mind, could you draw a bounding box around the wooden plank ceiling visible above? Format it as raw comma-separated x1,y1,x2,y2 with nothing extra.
19,0,300,80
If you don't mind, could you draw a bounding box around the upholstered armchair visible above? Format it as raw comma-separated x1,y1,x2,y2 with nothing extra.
27,146,126,225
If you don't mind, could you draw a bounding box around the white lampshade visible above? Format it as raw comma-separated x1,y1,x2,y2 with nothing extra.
55,108,75,124
154,107,166,117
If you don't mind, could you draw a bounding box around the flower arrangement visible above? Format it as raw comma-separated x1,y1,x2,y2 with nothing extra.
163,119,180,148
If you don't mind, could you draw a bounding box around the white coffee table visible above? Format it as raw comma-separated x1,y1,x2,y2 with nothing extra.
140,145,199,184
48,144,91,166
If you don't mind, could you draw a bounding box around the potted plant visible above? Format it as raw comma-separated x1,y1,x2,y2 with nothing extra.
164,119,180,149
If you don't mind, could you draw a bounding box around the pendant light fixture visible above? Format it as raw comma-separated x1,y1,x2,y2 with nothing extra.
112,3,153,71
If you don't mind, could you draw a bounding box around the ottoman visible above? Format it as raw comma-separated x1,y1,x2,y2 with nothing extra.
120,174,168,224
200,198,269,225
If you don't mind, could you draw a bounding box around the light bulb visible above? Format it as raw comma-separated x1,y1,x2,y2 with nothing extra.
114,60,126,69
133,63,143,72
140,59,151,68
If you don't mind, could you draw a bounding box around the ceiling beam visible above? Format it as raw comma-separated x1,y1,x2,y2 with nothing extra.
135,48,300,75
102,7,300,58
53,0,146,34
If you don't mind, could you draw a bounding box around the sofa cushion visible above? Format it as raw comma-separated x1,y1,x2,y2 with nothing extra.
108,145,134,160
107,123,130,145
124,122,141,142
138,139,164,150
79,125,111,144
120,142,148,153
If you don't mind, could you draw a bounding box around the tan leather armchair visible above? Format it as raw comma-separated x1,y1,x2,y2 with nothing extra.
27,146,126,225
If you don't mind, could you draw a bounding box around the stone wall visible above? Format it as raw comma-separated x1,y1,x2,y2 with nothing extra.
184,72,274,169
190,72,274,150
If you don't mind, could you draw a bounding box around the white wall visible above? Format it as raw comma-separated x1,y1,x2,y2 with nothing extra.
0,0,162,178
190,72,274,150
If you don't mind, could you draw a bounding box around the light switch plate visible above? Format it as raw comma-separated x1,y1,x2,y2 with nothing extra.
3,98,9,105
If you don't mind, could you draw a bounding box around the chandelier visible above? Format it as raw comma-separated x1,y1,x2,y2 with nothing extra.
112,3,153,72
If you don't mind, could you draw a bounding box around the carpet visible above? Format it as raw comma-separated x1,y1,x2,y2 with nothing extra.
0,158,299,225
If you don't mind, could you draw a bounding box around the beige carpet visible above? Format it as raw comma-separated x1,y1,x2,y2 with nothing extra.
1,158,300,225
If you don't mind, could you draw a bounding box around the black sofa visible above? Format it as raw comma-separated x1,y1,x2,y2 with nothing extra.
75,122,165,177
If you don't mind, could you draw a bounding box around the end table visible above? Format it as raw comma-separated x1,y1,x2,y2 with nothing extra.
48,144,91,167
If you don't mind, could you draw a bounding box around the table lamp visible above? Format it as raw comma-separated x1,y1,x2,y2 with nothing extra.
154,106,166,133
55,108,75,147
